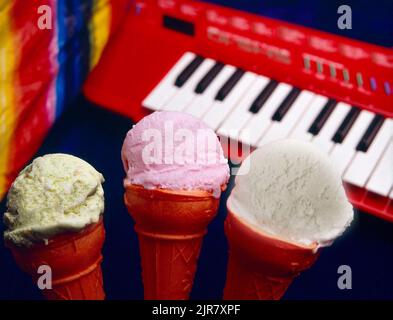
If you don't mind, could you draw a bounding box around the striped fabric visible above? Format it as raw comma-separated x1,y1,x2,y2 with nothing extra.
0,0,128,200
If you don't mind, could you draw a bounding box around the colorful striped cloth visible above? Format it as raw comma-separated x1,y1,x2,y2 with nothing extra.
0,0,129,200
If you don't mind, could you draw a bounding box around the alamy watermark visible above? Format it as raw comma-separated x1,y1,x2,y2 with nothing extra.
37,265,52,290
337,264,352,290
337,5,352,30
37,5,52,30
139,121,251,175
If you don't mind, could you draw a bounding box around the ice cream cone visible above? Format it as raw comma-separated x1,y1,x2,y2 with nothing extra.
124,184,220,300
223,209,319,300
7,220,106,300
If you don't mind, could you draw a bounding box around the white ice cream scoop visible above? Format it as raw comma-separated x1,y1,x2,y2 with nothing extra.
224,139,354,300
227,139,354,247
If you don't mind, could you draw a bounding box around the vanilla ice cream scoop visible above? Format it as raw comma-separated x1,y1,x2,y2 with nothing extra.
3,154,105,247
227,139,353,247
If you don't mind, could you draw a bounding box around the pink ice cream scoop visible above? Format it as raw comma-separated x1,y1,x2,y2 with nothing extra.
122,111,230,300
121,111,229,197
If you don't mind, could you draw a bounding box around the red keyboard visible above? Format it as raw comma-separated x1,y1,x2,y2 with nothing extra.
84,0,393,222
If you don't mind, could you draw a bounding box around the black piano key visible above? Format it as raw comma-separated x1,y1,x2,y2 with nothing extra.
249,80,278,114
174,55,204,87
195,62,224,94
356,115,385,152
272,87,301,121
308,99,337,135
214,68,245,101
332,107,361,143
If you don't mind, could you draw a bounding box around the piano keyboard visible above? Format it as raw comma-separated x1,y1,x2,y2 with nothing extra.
143,52,393,200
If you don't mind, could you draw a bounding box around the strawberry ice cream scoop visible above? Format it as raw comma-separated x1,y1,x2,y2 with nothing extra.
121,111,229,197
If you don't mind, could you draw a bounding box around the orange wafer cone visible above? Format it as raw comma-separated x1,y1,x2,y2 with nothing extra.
7,220,106,300
124,184,220,300
223,209,319,300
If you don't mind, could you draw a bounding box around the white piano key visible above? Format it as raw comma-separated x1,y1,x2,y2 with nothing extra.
344,118,392,187
202,71,257,130
164,58,216,111
312,102,351,153
239,82,292,146
258,90,315,146
184,65,236,118
142,52,196,111
289,95,328,142
330,110,374,175
366,141,393,196
217,75,270,139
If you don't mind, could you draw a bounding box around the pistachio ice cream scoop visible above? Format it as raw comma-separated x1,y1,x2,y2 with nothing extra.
3,153,105,247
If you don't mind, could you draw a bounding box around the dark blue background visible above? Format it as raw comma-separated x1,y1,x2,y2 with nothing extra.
1,1,392,300
203,0,393,47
